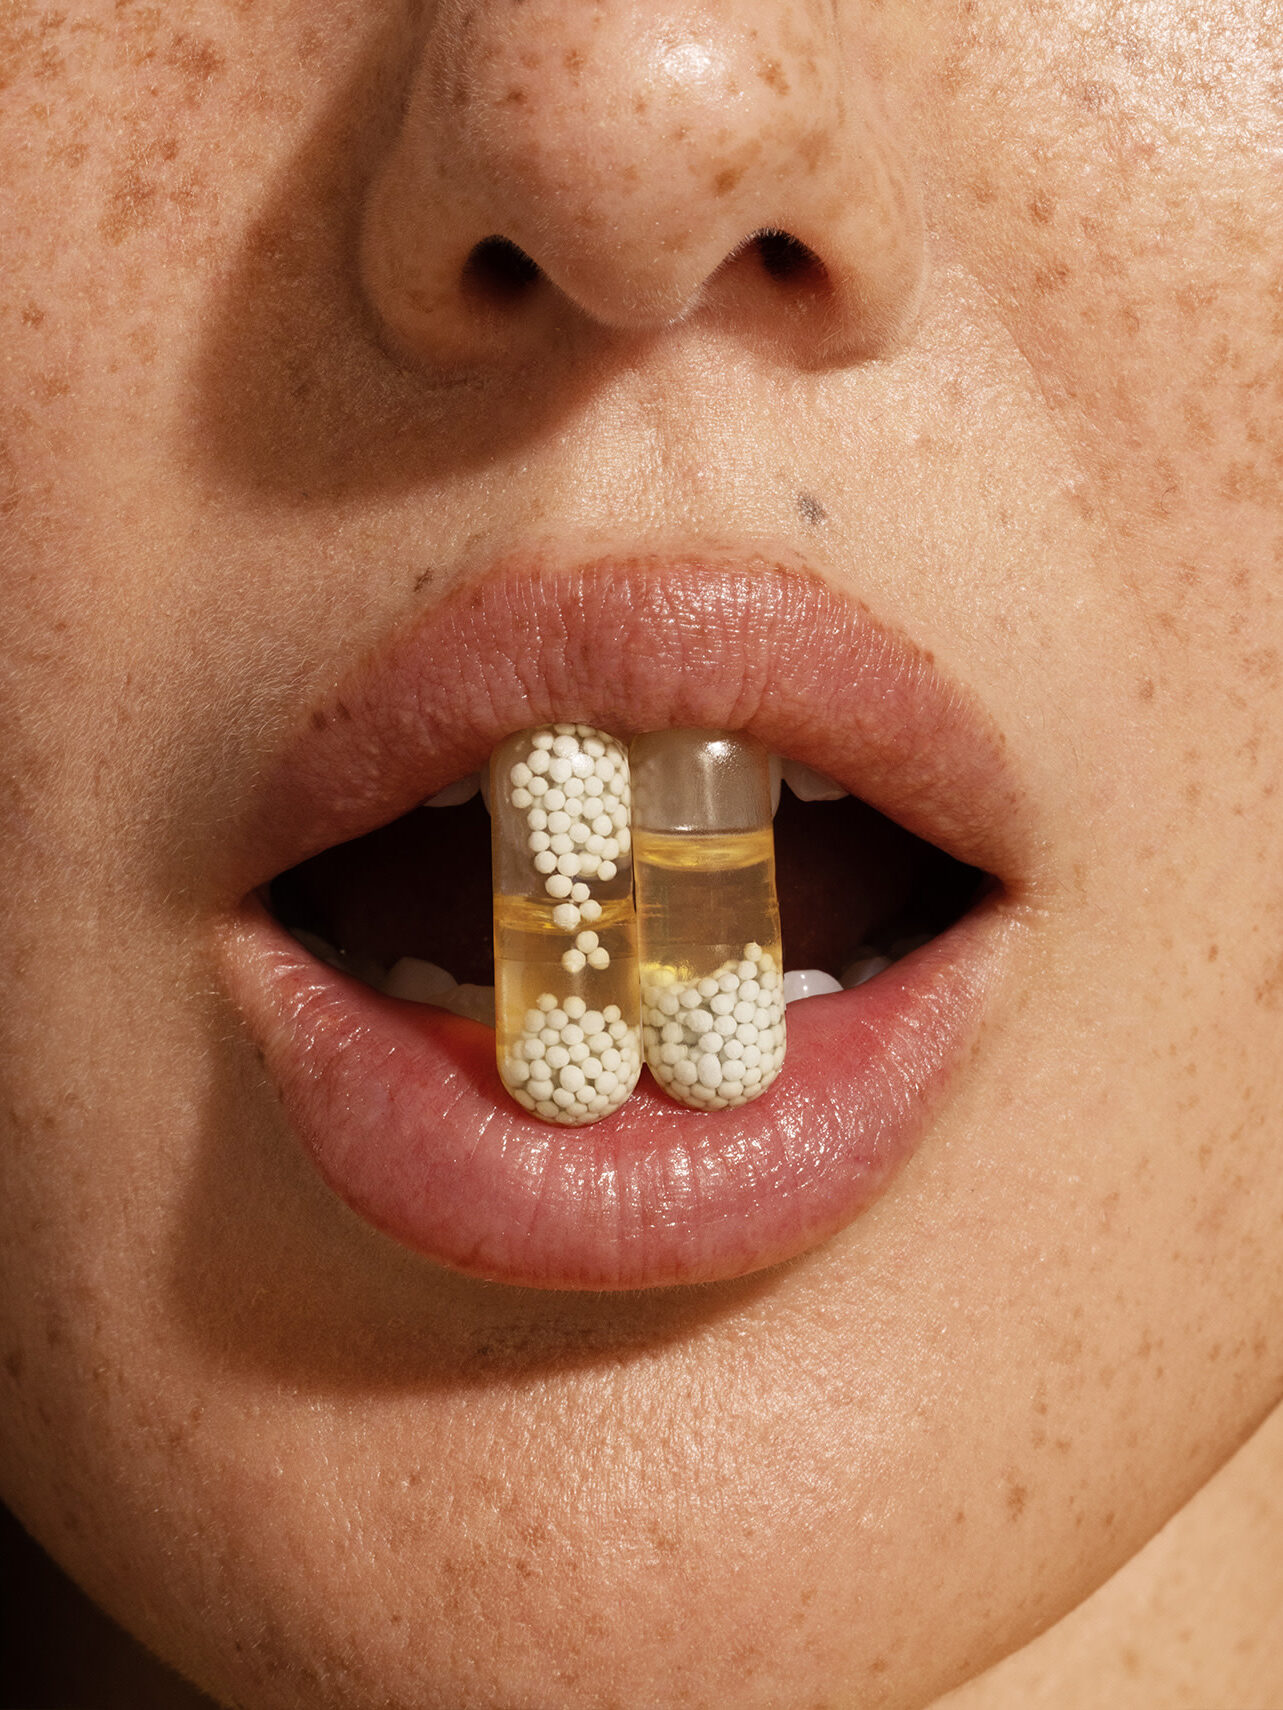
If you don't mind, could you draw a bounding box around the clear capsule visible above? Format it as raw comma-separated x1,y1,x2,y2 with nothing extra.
630,730,786,1110
491,724,641,1124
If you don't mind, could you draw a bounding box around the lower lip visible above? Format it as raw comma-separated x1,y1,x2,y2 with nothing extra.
221,895,1012,1290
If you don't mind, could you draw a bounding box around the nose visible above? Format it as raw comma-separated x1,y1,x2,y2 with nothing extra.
360,0,925,368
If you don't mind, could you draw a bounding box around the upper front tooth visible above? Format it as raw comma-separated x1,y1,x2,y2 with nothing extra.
781,759,849,803
425,772,481,808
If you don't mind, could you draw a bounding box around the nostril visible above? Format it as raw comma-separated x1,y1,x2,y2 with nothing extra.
462,236,542,304
753,229,826,287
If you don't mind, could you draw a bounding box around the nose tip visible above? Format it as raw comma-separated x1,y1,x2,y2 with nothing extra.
361,3,925,367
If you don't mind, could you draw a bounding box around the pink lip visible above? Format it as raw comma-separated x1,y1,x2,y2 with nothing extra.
219,558,1033,1290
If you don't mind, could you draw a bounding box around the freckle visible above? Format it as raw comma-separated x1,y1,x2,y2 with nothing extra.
99,166,159,244
1242,646,1282,686
633,92,647,114
1005,1481,1028,1521
163,30,225,89
798,130,825,172
713,164,744,196
502,85,527,105
48,136,87,168
1182,396,1213,446
21,302,45,327
1253,952,1283,1009
127,325,158,367
757,55,788,94
563,47,583,78
797,492,826,524
1032,260,1071,294
1137,676,1154,700
1028,189,1054,224
3,1349,23,1384
33,45,66,82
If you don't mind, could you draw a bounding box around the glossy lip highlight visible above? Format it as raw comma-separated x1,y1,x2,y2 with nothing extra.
219,559,1035,1290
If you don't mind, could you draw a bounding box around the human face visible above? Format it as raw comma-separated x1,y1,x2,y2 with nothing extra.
1,1,1281,1706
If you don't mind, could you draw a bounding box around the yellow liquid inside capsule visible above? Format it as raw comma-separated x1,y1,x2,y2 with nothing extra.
633,826,786,1111
494,892,639,1031
633,827,780,979
494,892,641,1124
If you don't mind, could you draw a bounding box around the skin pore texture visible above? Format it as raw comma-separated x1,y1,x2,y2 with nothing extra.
1,0,1282,1704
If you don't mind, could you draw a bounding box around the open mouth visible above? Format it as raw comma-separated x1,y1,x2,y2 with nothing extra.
219,557,1032,1292
265,765,987,1029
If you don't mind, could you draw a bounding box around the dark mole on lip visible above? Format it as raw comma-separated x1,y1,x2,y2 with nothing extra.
797,492,826,524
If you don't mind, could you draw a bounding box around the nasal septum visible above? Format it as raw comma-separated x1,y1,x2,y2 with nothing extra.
491,726,785,1125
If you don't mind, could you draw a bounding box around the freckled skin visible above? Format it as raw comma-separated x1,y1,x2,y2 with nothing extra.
1,2,1283,1710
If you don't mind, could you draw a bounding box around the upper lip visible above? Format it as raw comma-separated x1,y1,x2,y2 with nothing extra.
232,551,1039,901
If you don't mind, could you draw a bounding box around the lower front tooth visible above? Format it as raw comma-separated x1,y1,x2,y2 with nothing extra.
490,724,641,1124
631,730,786,1110
841,952,891,988
782,968,843,1004
383,957,458,1002
435,983,497,1027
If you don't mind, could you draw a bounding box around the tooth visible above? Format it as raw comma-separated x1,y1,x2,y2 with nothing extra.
491,724,641,1124
840,953,891,989
782,968,843,1004
290,927,348,971
633,730,786,1110
781,759,848,802
769,752,782,817
434,983,497,1027
424,772,481,808
289,928,382,986
383,957,458,1003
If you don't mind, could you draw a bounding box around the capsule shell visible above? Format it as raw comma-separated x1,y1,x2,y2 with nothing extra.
631,730,786,1110
491,723,641,1124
